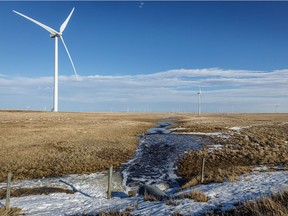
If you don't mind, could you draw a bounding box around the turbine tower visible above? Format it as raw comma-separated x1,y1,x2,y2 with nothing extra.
13,8,77,112
197,86,201,115
274,104,278,113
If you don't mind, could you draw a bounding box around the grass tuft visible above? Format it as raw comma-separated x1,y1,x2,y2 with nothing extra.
179,190,209,202
205,189,288,216
143,192,161,202
0,207,22,216
0,187,74,199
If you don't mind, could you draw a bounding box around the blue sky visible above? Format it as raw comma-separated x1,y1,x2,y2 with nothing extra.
0,1,287,112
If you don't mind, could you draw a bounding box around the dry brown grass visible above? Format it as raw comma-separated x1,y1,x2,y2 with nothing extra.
2,111,288,187
83,208,133,216
0,187,74,199
178,148,252,188
143,193,161,202
177,113,288,186
206,189,288,216
0,207,22,216
179,190,209,202
0,111,173,182
165,199,178,206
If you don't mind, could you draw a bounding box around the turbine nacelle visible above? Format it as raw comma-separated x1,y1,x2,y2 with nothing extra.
50,33,62,38
13,8,77,78
197,86,202,95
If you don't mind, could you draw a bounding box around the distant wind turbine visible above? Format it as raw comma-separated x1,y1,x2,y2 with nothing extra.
197,86,201,115
274,104,278,113
13,8,77,112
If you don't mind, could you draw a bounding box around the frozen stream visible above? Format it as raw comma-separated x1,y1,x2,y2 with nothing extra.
122,121,206,192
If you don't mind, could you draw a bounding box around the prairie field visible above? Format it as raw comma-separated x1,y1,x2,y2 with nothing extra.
0,110,171,182
1,111,287,186
175,113,288,186
1,111,288,215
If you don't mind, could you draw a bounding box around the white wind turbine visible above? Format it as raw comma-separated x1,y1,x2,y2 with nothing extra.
197,86,201,115
13,8,77,112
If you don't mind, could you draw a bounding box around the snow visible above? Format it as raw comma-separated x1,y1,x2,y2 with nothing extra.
173,132,222,136
1,122,288,215
169,127,187,131
172,131,230,139
229,126,251,131
207,144,223,152
1,171,288,215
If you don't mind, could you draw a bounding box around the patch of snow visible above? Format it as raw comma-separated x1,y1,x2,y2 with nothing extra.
229,126,251,131
173,132,222,136
1,171,288,215
207,144,223,152
174,132,222,136
173,171,288,215
253,165,269,172
173,132,230,139
169,127,187,131
0,172,124,198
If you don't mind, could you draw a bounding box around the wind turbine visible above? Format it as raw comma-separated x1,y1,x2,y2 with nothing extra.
13,8,77,112
274,104,278,113
197,86,201,115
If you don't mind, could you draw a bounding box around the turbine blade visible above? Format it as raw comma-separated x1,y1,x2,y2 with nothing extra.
60,36,78,77
60,7,75,33
13,10,59,35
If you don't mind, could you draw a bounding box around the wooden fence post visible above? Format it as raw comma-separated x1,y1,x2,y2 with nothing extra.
107,166,113,199
201,157,205,183
6,172,12,210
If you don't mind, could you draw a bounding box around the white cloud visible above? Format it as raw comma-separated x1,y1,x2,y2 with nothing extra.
0,68,287,112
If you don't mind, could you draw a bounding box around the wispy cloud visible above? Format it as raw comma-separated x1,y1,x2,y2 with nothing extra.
0,68,287,112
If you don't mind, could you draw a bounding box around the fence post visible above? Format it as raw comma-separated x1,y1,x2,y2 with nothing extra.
107,166,113,199
201,157,205,183
6,172,12,210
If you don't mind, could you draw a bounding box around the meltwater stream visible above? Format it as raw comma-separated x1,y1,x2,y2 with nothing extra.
121,122,207,192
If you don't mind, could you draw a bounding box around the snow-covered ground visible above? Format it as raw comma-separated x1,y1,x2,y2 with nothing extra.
1,122,288,215
1,170,288,215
